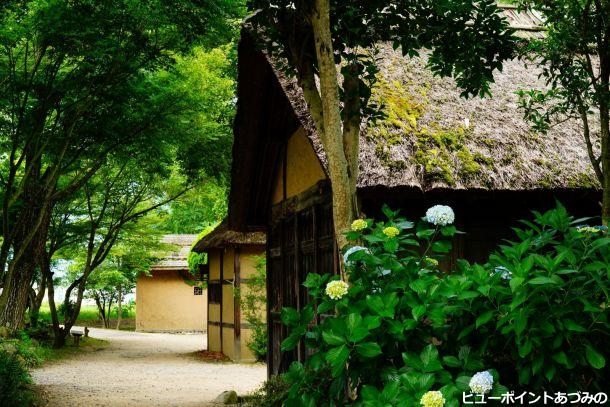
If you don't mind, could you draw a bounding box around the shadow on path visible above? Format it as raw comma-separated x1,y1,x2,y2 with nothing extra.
32,328,266,407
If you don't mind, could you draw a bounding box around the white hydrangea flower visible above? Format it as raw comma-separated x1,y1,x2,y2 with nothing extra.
425,205,455,226
343,246,369,266
469,371,494,394
420,390,445,407
325,280,349,300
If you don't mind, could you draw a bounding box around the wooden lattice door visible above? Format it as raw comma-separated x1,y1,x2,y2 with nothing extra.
267,200,337,376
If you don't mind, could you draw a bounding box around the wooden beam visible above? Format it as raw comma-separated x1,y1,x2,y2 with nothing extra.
270,180,331,222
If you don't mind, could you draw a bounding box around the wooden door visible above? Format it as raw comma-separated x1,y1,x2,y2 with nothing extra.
267,200,337,376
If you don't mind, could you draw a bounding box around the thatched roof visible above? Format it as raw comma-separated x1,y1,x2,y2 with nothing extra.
264,7,599,192
192,221,266,252
227,6,600,231
150,234,199,271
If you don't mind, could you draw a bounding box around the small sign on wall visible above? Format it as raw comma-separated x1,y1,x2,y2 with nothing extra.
194,286,203,296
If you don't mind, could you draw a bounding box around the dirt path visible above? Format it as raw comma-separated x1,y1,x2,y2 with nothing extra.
32,328,266,407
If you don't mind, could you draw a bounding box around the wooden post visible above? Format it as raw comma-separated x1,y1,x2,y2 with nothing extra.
219,250,224,354
234,247,241,361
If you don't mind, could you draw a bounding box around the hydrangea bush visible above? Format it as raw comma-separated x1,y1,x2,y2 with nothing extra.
279,204,610,405
463,204,610,391
280,205,508,406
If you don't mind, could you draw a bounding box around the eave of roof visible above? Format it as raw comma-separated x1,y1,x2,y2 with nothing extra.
192,220,266,253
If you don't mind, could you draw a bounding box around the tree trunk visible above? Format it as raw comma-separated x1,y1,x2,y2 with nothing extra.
0,168,52,329
116,287,122,330
28,272,48,327
601,107,610,225
310,0,357,254
45,266,69,348
0,243,42,329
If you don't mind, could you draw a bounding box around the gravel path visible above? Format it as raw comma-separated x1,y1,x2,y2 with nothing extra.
32,328,266,406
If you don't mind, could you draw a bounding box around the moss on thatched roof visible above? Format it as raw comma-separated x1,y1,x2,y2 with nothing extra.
192,220,266,252
264,7,599,192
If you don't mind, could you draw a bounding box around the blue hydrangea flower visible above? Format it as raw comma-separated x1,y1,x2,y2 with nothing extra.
494,266,512,280
343,246,369,266
469,371,494,394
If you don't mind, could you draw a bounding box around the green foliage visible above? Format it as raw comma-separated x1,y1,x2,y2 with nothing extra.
0,349,33,407
0,0,243,328
515,0,606,191
472,204,610,390
242,375,290,407
187,225,217,276
248,0,516,111
236,256,267,361
160,181,228,234
278,204,609,405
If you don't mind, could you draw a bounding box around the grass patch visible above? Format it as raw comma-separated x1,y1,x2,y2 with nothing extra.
1,333,108,368
34,337,108,364
37,303,136,331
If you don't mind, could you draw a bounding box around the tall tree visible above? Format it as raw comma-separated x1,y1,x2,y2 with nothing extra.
247,0,515,251
0,0,240,329
47,162,188,347
517,0,610,223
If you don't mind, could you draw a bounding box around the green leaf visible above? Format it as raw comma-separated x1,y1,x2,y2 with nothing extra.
421,345,443,372
356,342,382,358
361,385,381,402
509,276,525,292
280,307,300,326
528,276,559,285
518,339,533,357
475,310,494,328
364,316,382,330
564,319,587,332
586,345,606,369
442,356,461,368
418,374,435,392
397,220,414,230
281,328,304,351
317,300,334,314
302,273,322,289
514,312,528,336
544,366,555,382
381,381,400,402
432,240,452,253
402,352,424,370
325,345,350,377
455,376,471,392
457,290,479,300
322,331,345,346
420,345,439,366
363,234,384,243
416,229,435,239
552,351,569,366
367,295,385,315
591,237,610,251
441,225,457,236
412,305,426,321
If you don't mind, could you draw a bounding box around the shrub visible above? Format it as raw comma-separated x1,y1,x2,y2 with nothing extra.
279,204,609,406
0,349,34,407
242,375,289,407
462,204,610,391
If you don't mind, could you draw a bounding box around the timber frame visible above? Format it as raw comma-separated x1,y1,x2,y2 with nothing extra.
266,180,339,375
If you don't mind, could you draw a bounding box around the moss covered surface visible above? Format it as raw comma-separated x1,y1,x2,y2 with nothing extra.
366,78,493,186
